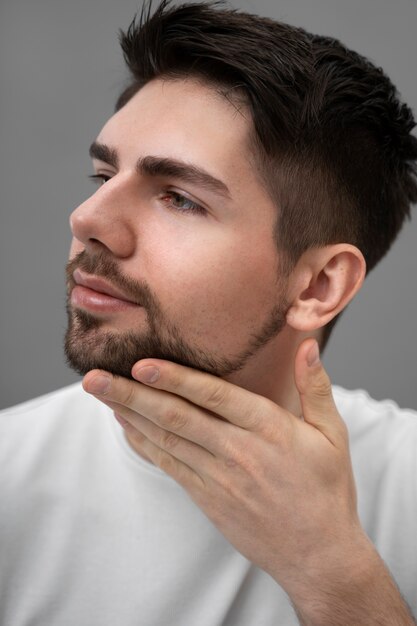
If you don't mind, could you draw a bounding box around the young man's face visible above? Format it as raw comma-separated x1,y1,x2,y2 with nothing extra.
66,78,290,379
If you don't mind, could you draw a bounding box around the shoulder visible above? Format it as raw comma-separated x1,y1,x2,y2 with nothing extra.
1,383,86,417
334,387,417,595
332,385,417,497
332,385,417,440
332,385,417,474
0,383,105,433
0,382,105,422
333,385,417,510
0,383,110,455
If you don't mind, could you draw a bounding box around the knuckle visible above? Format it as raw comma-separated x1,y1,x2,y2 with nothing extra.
222,437,254,473
117,378,135,406
203,382,228,411
167,370,182,392
161,404,188,431
160,430,181,452
311,371,333,398
254,396,276,420
221,439,241,469
157,450,176,474
224,448,245,470
242,396,275,432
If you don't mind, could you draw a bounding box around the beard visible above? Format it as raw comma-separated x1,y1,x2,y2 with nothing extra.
65,250,289,380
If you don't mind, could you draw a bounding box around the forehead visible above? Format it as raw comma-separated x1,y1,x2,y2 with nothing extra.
97,78,258,187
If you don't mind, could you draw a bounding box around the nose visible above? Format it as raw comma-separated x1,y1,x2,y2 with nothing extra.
69,179,136,258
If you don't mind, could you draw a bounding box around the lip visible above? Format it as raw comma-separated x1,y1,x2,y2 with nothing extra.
70,268,141,313
73,269,137,303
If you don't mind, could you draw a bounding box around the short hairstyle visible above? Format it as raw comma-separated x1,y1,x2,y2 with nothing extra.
116,0,417,347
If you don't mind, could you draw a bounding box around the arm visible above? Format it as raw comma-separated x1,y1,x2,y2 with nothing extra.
83,339,416,625
292,540,416,625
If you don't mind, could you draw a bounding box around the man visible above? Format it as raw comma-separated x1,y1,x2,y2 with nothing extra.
1,1,416,624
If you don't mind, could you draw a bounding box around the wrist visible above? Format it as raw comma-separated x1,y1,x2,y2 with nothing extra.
280,532,415,626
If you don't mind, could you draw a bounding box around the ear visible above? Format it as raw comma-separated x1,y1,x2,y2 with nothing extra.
286,244,366,332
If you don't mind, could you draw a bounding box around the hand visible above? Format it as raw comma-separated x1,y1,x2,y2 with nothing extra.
83,339,369,599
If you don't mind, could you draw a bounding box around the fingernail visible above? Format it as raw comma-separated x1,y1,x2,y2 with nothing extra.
135,366,160,384
87,374,112,395
114,413,129,429
307,341,320,367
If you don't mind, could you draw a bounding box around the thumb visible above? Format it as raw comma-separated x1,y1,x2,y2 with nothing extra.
294,338,347,445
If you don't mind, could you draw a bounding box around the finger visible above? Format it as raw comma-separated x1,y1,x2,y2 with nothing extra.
96,395,216,474
125,426,207,492
82,370,238,457
294,338,348,446
130,360,278,432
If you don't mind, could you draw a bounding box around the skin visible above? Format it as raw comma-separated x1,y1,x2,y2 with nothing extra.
68,78,295,402
69,77,415,624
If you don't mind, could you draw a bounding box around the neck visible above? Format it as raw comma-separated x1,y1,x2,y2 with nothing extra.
224,327,308,417
124,328,309,464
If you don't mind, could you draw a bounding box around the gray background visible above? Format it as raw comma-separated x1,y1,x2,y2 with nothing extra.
0,0,416,411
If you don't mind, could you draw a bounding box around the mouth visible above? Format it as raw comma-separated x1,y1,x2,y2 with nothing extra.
70,268,141,314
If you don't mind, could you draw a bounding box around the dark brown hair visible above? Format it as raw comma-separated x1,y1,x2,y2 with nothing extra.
116,0,417,347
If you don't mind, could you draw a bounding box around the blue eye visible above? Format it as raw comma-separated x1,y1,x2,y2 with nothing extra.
162,191,206,215
87,176,207,216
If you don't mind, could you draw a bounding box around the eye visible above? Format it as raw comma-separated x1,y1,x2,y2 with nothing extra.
161,191,206,215
88,174,112,186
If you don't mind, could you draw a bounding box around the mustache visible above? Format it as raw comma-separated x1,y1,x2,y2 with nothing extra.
66,250,157,311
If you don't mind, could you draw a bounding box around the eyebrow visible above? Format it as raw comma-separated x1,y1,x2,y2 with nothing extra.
89,141,231,199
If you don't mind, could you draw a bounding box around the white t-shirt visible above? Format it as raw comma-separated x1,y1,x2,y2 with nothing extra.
0,383,416,625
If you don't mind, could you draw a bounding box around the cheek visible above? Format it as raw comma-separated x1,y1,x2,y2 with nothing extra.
148,228,280,340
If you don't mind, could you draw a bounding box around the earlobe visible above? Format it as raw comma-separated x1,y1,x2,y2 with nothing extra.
286,245,366,332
